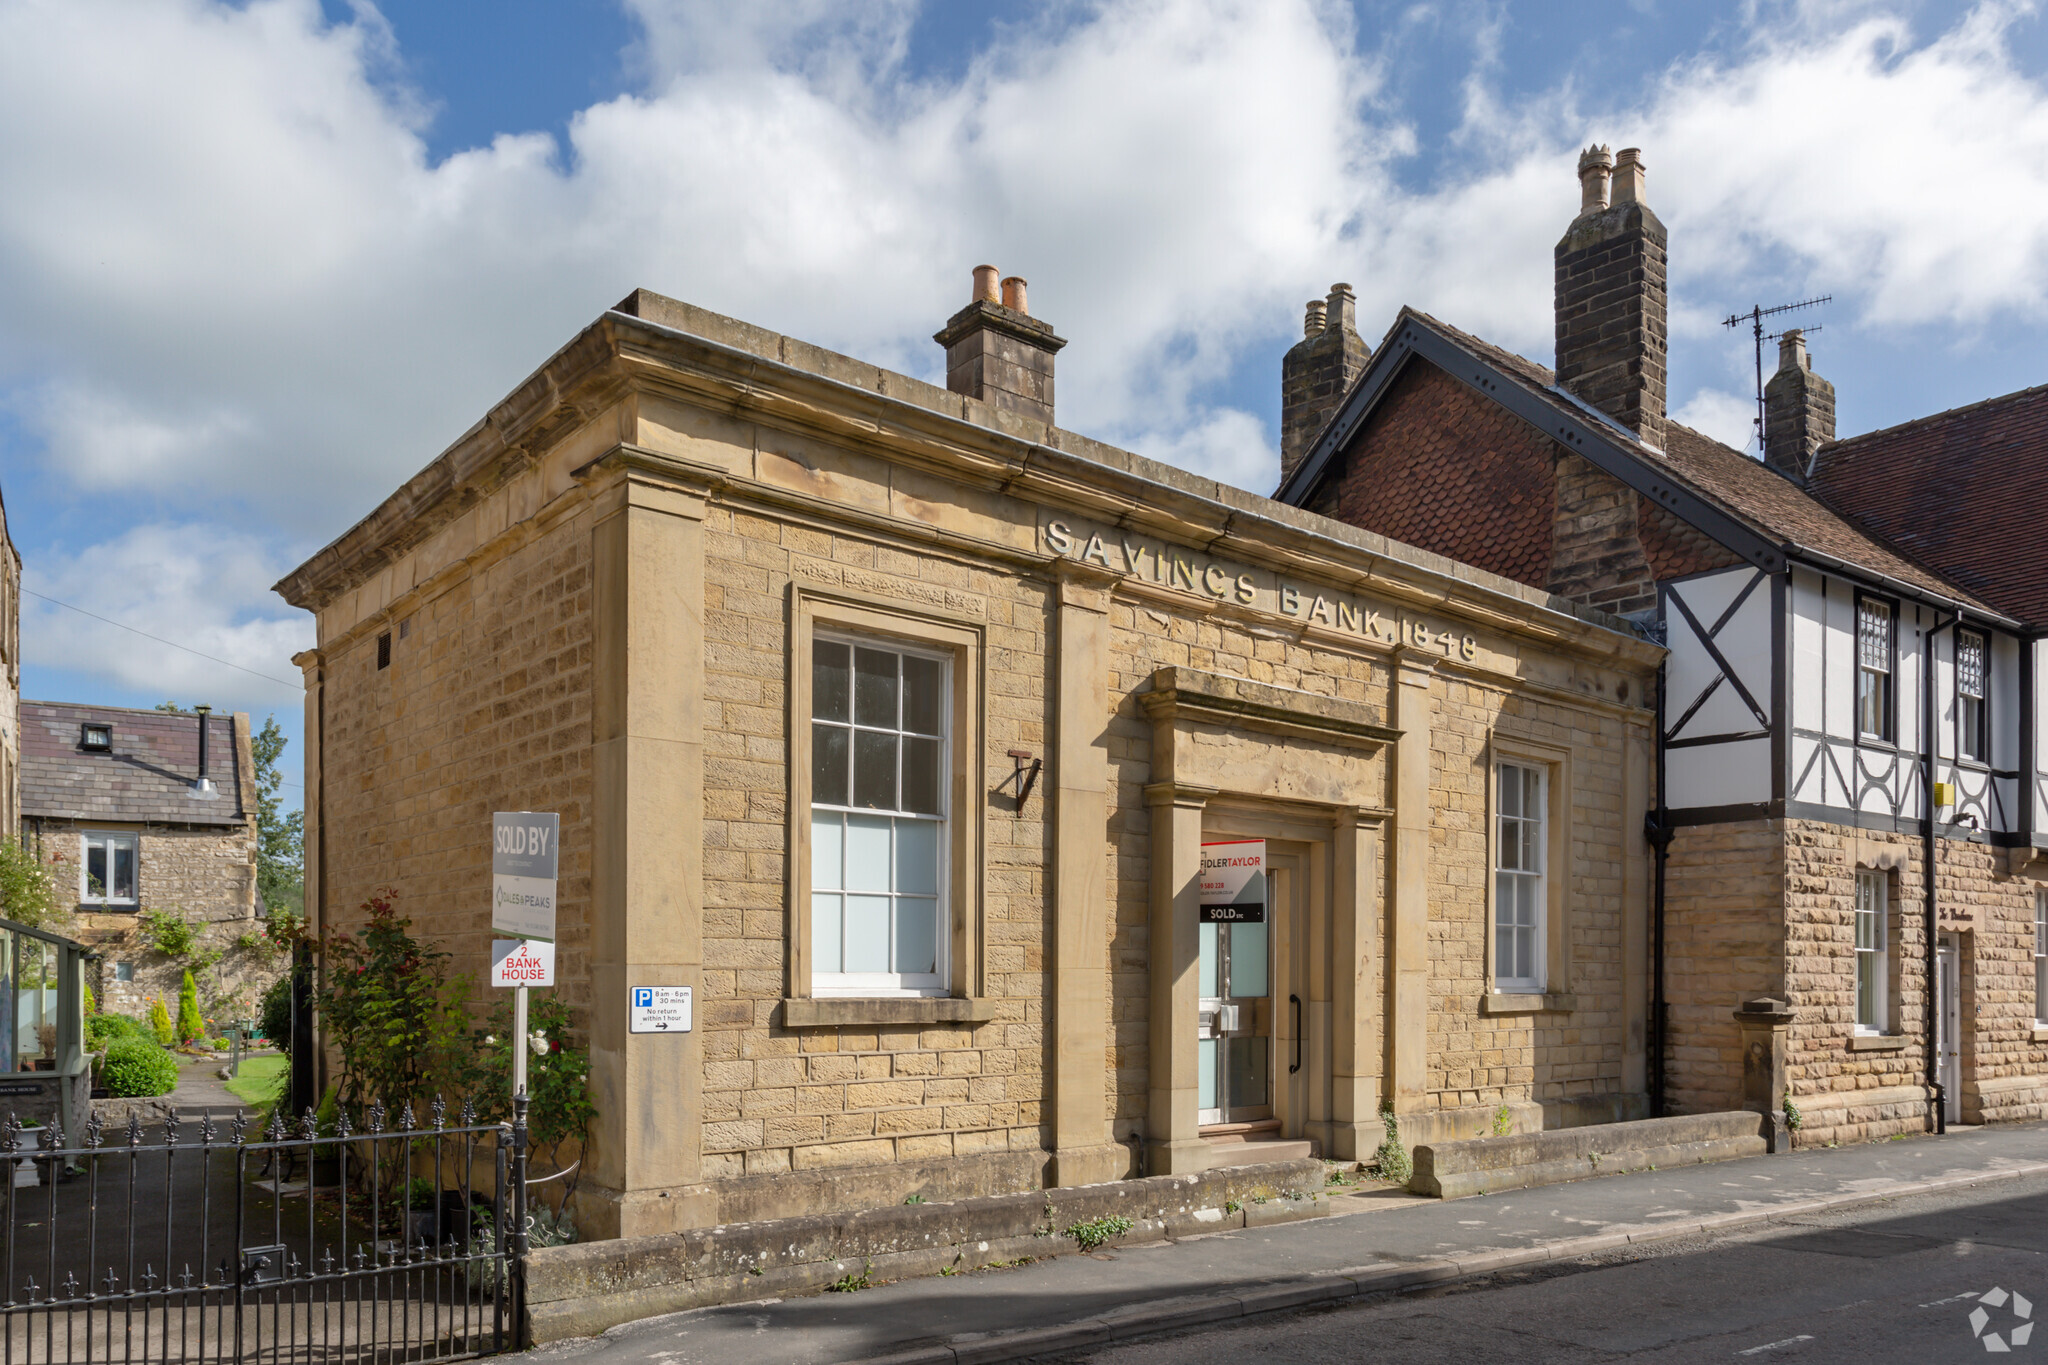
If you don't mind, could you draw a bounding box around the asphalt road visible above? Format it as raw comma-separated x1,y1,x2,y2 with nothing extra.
1052,1175,2048,1365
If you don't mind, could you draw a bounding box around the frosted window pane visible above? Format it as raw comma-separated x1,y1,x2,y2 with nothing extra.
812,895,843,974
1230,921,1268,998
894,897,938,975
844,896,891,972
896,819,939,896
1198,922,1219,999
844,815,892,892
811,812,843,892
1198,1037,1217,1111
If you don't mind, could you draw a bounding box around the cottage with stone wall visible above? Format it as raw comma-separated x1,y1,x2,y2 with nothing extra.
20,702,273,1026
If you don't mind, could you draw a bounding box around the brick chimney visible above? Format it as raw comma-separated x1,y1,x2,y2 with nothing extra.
1279,283,1370,482
1762,329,1835,480
1555,145,1668,449
934,265,1067,426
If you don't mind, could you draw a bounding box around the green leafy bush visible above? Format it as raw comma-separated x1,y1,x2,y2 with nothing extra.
86,1013,148,1050
148,996,174,1046
459,990,597,1202
176,971,204,1044
101,1038,179,1097
0,838,62,931
319,890,469,1124
258,972,293,1046
140,909,199,960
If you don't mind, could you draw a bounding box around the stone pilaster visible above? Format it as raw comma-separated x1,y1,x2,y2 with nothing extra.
582,467,713,1239
1733,997,1796,1152
1050,564,1127,1186
1330,806,1385,1158
1387,654,1433,1114
1144,780,1214,1175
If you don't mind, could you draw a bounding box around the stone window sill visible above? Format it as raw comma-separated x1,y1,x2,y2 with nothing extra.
781,997,998,1028
2031,1026,2048,1044
1481,992,1576,1016
1849,1033,1909,1052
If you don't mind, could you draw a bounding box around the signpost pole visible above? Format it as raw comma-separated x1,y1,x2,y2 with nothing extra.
513,982,530,1100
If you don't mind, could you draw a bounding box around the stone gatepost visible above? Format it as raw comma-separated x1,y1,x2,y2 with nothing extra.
1732,997,1796,1153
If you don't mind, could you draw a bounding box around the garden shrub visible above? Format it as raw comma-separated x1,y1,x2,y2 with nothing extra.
101,1038,179,1097
148,996,174,1046
86,1013,148,1050
258,972,293,1046
460,991,597,1206
177,970,204,1044
319,890,469,1124
0,838,61,931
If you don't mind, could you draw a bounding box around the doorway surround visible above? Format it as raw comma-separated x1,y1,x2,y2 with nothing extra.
1137,665,1404,1172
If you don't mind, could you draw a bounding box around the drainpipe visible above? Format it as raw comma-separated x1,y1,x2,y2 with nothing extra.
1646,654,1672,1117
1925,611,1960,1134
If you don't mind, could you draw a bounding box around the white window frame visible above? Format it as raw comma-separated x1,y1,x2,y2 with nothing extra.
808,633,952,997
1855,869,1888,1034
1856,597,1895,743
79,831,139,908
2034,890,2047,1027
1493,761,1548,994
1957,629,1988,764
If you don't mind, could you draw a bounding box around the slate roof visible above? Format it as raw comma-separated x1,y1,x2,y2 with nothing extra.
1807,384,2048,628
21,702,248,827
1287,308,2000,619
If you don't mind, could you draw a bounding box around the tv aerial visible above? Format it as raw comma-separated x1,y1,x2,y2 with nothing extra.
1723,296,1830,452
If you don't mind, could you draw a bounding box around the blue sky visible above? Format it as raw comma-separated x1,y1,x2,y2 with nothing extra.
3,0,2047,810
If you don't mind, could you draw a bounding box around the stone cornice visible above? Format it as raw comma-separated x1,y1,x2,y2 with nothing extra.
274,294,1664,673
1138,666,1401,752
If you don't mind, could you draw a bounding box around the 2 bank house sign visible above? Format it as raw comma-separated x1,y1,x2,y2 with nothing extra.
1043,520,1479,661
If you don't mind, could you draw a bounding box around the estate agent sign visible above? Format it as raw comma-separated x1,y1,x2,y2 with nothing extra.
1199,839,1267,922
491,811,559,942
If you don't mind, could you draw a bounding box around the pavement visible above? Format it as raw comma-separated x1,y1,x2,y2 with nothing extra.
527,1120,2048,1365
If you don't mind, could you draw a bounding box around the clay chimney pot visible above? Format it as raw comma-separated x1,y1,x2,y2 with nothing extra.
1577,144,1614,214
1303,299,1326,340
1612,147,1648,206
972,264,1000,304
1001,276,1029,315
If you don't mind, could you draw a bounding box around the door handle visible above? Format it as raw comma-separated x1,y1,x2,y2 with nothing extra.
1289,994,1302,1074
1217,1004,1241,1032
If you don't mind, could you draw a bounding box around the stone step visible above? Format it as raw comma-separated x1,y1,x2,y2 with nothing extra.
1200,1136,1315,1169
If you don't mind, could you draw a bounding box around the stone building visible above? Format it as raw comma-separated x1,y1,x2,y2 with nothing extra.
1275,144,2048,1145
277,270,1662,1240
19,702,269,1021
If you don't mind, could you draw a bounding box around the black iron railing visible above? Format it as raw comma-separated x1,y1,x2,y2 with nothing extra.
0,1097,529,1365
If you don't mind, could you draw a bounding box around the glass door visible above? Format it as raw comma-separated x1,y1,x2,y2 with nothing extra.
1197,905,1272,1125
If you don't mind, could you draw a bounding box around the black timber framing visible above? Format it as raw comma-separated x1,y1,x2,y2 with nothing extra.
1274,315,1786,575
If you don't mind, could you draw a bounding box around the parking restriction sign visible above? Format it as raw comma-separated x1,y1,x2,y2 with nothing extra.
630,986,692,1034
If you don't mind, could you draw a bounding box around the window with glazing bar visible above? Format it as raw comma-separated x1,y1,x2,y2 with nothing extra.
2035,891,2047,1026
810,638,948,995
1957,630,1988,764
1855,870,1888,1033
80,831,138,908
1857,598,1895,742
1494,762,1546,994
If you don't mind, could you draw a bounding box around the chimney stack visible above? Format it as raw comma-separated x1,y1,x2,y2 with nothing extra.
194,703,215,796
1763,328,1836,479
1555,144,1668,448
934,265,1067,426
1279,283,1370,482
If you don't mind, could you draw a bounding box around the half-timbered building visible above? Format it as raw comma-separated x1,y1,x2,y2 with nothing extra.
1276,145,2048,1144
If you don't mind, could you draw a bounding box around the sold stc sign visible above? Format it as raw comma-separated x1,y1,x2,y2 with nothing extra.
1199,840,1266,923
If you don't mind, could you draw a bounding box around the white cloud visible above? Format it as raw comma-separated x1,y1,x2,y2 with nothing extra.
21,524,312,710
0,0,2044,605
1671,387,1762,454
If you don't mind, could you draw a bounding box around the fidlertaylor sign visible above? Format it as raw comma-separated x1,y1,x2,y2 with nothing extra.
1200,839,1266,923
491,811,559,942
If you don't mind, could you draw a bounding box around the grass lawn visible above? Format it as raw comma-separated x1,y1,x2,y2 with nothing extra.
223,1054,286,1108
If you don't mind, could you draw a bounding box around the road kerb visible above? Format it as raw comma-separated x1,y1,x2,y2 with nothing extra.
868,1161,2048,1365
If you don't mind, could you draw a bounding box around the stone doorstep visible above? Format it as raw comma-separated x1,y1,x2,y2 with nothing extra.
525,1157,1330,1344
843,1160,2048,1365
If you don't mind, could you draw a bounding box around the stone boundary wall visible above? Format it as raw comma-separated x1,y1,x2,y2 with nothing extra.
525,1158,1329,1343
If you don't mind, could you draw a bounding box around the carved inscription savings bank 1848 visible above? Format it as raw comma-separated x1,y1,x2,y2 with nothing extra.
1043,520,1477,661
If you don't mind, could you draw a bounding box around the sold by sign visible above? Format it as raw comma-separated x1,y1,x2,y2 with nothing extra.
491,811,559,942
1199,839,1267,922
491,939,554,987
